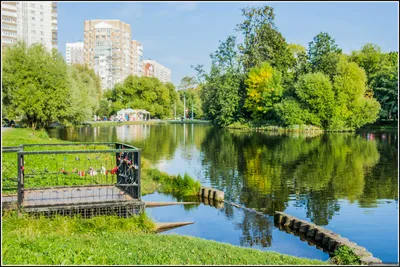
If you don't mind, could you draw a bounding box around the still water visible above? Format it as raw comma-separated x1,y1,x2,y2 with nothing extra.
48,124,398,262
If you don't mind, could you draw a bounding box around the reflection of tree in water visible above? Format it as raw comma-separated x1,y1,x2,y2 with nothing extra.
358,132,398,207
234,211,273,248
302,189,340,226
200,128,389,226
200,128,244,202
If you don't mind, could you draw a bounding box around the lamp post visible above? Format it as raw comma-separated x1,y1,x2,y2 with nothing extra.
183,94,186,121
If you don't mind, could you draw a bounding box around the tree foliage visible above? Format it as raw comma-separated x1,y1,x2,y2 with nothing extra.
197,36,244,126
350,44,398,120
244,62,283,121
236,6,294,75
104,75,178,119
196,5,390,130
2,42,103,129
308,32,342,79
65,64,102,124
177,77,203,119
276,58,380,130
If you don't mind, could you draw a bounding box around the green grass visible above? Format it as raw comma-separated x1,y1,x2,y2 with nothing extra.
330,246,361,265
226,122,324,132
2,211,327,265
144,169,201,197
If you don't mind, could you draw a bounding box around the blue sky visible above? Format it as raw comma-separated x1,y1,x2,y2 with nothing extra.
58,1,399,86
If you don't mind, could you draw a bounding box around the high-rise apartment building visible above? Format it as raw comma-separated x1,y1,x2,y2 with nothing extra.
131,40,143,77
1,1,57,50
84,19,132,90
66,42,84,65
142,59,172,83
1,2,18,49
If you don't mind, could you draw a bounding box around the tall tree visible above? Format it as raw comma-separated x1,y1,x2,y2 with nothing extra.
236,5,294,75
197,36,244,126
308,32,342,79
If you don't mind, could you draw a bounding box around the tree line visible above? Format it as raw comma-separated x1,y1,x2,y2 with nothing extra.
2,42,198,129
2,42,102,129
2,6,397,131
194,5,398,130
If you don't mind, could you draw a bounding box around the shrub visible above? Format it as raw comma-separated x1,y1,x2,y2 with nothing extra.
330,246,361,265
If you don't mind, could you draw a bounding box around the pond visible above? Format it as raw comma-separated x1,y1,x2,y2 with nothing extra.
48,124,398,262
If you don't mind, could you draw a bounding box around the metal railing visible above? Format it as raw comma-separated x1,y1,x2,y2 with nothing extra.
2,142,141,211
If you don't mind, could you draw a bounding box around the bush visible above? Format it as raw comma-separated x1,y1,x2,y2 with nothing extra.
330,246,361,265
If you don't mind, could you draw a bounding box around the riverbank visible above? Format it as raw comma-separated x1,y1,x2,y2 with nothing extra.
227,121,398,132
1,128,330,265
226,122,325,132
2,211,326,265
359,120,398,131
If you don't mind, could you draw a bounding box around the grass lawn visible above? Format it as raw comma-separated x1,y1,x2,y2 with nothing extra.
2,212,327,265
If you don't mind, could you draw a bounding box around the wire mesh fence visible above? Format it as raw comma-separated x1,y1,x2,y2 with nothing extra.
1,147,20,194
2,143,142,215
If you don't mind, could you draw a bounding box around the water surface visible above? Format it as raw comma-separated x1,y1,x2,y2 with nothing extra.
48,124,398,262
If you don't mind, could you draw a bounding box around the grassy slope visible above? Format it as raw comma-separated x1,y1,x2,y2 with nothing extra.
2,212,326,265
1,128,327,265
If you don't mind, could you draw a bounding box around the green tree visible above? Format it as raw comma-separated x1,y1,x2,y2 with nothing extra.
308,32,342,79
197,36,244,126
287,44,311,83
276,58,380,131
244,62,284,121
2,42,70,129
294,72,335,128
372,63,398,120
236,5,294,75
105,75,178,119
349,43,382,86
65,64,102,124
332,56,380,129
350,45,398,120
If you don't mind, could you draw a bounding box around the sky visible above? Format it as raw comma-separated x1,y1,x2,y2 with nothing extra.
58,1,399,86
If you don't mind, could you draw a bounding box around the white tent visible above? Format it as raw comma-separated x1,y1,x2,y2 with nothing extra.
117,109,136,116
116,109,151,121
